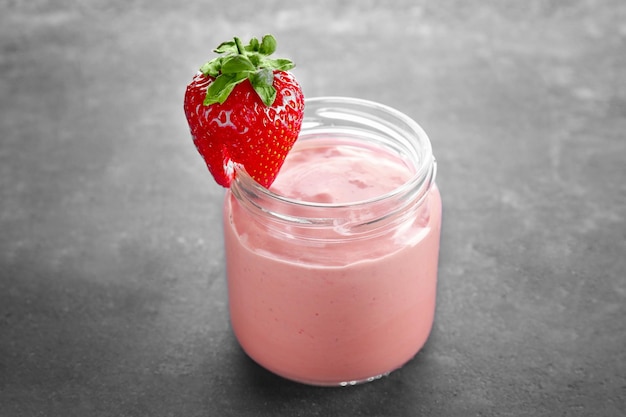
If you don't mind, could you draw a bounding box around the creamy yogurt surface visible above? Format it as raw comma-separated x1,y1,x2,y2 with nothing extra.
269,139,413,204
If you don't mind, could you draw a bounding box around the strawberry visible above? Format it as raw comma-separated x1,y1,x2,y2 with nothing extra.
184,34,304,188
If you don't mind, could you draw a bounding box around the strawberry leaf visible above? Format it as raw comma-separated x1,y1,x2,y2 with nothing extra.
248,53,261,67
246,37,260,52
249,69,276,106
200,58,222,78
263,58,295,72
214,41,236,53
259,34,277,55
204,73,247,105
221,55,255,74
198,34,295,107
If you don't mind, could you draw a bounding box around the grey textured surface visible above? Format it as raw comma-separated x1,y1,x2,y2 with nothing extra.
1,1,625,416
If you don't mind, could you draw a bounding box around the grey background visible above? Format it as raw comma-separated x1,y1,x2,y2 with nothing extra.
1,1,625,416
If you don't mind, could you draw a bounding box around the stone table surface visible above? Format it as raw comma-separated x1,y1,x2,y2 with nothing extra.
1,1,625,416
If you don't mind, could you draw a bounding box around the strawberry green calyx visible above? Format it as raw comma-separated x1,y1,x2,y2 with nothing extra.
199,34,295,107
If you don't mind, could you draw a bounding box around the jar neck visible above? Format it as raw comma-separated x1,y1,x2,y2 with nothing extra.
229,97,437,239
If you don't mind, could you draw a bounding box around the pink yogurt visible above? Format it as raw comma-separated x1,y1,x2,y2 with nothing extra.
223,97,441,386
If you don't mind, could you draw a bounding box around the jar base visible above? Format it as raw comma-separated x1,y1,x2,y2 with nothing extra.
334,372,392,387
269,369,395,387
246,353,413,387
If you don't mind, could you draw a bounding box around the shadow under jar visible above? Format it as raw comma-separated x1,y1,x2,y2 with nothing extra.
223,97,442,386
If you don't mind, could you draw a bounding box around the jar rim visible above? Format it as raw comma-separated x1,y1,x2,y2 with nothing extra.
232,96,435,212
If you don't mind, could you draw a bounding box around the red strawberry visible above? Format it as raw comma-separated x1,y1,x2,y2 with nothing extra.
184,34,304,188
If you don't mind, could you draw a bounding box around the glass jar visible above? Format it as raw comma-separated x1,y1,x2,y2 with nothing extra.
223,97,441,386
